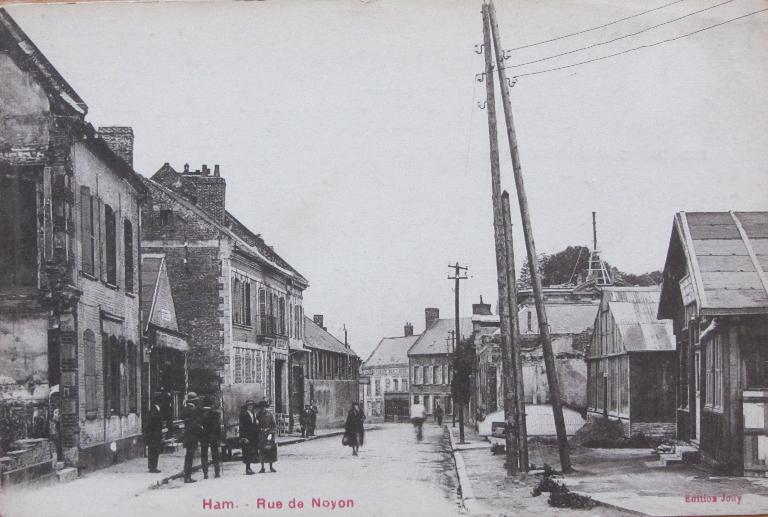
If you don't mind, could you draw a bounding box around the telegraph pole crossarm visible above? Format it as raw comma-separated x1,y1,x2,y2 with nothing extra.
487,0,572,473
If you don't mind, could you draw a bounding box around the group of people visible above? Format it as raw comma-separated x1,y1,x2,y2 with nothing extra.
239,399,279,476
298,405,318,438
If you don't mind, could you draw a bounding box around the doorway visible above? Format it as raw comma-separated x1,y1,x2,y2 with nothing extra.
291,365,304,414
693,350,701,442
274,359,284,413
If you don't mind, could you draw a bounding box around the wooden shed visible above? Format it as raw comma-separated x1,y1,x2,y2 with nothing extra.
658,211,768,476
586,287,676,438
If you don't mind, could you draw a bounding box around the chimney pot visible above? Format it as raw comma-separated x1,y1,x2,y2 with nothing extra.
313,315,324,330
214,164,220,177
404,322,414,337
184,163,189,173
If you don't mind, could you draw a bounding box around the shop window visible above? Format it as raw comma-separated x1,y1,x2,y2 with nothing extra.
743,339,768,388
128,341,137,413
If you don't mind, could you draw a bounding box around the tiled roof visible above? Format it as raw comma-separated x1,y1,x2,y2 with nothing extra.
602,287,675,352
408,317,473,356
303,316,358,357
660,211,768,317
364,335,420,368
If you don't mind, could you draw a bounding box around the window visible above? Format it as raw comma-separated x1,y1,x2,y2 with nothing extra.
527,311,533,332
620,356,629,415
84,330,98,418
403,379,408,391
232,275,252,326
393,379,399,391
414,366,421,385
123,220,134,292
104,204,117,285
384,378,391,391
424,366,431,385
424,395,430,412
244,348,254,383
259,288,267,334
704,333,724,410
234,348,243,383
105,336,125,415
374,379,380,396
0,166,38,287
433,366,440,385
279,298,286,335
413,395,420,404
159,209,172,226
80,187,95,276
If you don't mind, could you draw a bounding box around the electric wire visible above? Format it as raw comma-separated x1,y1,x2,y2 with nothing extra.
506,7,768,79
505,0,689,51
508,0,738,68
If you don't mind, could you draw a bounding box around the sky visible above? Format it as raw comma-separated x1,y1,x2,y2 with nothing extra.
6,0,767,360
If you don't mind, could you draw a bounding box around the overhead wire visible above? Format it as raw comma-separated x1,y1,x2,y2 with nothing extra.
507,0,738,68
506,7,768,79
505,0,689,51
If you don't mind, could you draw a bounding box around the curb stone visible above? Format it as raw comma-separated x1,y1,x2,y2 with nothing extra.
447,426,477,514
147,426,378,491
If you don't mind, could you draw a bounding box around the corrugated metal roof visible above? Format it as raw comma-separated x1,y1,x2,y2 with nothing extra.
408,317,474,355
603,287,675,352
519,303,599,335
303,316,358,357
363,335,420,368
672,212,768,315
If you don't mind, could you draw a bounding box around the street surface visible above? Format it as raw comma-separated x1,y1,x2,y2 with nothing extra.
0,423,461,517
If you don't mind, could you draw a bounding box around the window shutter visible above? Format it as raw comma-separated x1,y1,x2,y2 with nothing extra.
97,197,105,281
80,186,93,275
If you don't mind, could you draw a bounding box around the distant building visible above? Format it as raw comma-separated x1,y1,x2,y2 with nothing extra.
361,323,419,421
586,287,676,439
0,10,148,478
658,211,768,476
301,315,360,428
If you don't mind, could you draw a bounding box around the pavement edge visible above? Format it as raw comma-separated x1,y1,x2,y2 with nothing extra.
447,426,475,514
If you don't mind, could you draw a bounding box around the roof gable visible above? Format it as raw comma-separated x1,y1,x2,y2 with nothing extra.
602,287,675,352
659,211,768,317
141,255,179,333
408,317,473,356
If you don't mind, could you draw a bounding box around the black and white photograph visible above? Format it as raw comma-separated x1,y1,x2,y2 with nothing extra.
0,0,766,516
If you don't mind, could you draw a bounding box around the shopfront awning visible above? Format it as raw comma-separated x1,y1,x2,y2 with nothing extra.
155,329,189,353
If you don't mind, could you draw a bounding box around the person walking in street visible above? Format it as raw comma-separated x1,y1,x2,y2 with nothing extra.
182,392,202,483
299,405,310,438
145,394,164,473
343,402,366,456
434,402,444,426
308,404,318,437
239,400,258,475
200,398,222,479
256,400,277,473
410,401,426,441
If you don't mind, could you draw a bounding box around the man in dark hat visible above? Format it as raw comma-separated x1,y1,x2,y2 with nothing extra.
145,393,164,473
239,400,258,475
182,392,202,483
200,397,222,479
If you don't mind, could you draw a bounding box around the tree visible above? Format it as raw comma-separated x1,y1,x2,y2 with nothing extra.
450,335,476,406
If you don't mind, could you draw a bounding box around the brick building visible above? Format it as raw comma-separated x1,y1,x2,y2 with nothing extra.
140,163,308,440
301,315,360,428
0,9,148,481
361,323,418,422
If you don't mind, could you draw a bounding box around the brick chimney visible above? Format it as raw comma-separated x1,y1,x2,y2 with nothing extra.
404,322,414,337
313,314,325,331
184,163,226,224
425,308,439,330
98,126,134,167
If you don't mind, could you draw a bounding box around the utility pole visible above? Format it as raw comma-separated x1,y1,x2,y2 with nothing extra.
502,190,528,470
487,0,572,472
448,262,468,443
446,330,456,427
481,3,519,474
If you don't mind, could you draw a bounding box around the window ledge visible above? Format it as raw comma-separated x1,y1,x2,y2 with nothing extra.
125,291,136,299
104,282,119,291
80,271,97,281
233,322,253,330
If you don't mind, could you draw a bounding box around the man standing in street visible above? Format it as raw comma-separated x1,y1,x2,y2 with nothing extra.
145,394,164,473
434,402,444,426
308,404,318,437
200,397,221,479
182,392,202,483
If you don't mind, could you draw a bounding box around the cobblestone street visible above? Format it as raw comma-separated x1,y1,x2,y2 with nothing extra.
0,424,461,517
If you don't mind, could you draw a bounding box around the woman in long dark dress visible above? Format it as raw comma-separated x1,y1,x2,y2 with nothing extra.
255,400,277,473
344,403,366,456
239,400,258,475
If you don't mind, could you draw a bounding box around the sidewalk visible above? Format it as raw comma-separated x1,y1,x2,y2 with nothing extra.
447,425,768,516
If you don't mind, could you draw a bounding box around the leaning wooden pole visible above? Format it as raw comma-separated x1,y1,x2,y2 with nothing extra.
502,190,529,471
487,0,572,472
481,3,518,474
